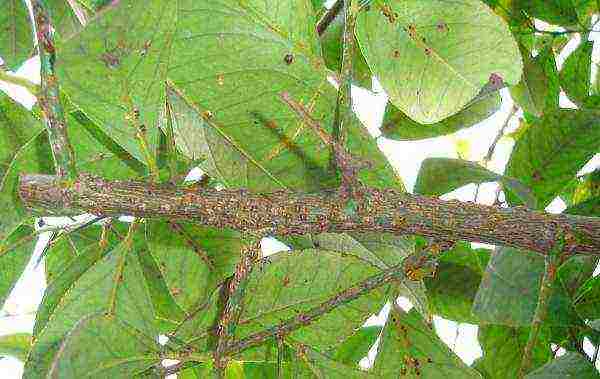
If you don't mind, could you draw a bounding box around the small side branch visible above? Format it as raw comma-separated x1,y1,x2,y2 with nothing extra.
223,261,407,356
30,1,77,179
213,237,262,374
518,239,564,377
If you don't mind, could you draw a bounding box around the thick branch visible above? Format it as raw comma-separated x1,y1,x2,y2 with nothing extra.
31,1,77,179
316,0,343,36
19,174,600,256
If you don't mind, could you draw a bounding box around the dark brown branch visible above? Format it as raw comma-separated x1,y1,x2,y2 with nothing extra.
18,174,600,256
316,0,343,36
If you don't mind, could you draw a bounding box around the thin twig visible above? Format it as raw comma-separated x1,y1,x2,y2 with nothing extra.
519,237,564,377
316,0,343,36
30,1,78,179
213,236,263,374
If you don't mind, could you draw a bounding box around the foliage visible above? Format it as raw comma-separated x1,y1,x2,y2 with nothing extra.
0,0,599,378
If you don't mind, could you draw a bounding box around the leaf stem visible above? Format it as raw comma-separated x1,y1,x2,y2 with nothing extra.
30,1,78,180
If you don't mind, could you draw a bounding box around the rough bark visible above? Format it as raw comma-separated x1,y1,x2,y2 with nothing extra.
19,173,600,256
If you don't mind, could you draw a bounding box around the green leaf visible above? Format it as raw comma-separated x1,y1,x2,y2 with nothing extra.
57,1,402,191
327,326,382,367
505,109,600,208
0,0,33,69
0,225,37,308
438,242,491,275
510,45,560,117
0,333,31,362
24,226,158,379
380,93,501,140
356,0,521,124
516,1,582,26
574,276,600,320
146,220,242,313
425,261,482,323
525,352,598,379
560,41,594,106
414,158,536,207
472,247,579,326
48,314,161,378
372,308,481,378
473,324,551,379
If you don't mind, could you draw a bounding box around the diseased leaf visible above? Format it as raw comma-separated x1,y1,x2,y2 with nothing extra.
380,93,501,140
505,109,600,208
525,352,598,379
414,158,536,207
356,0,521,124
510,45,560,117
49,314,160,378
24,225,158,379
0,0,33,69
473,324,551,379
560,41,593,106
0,333,31,362
372,308,482,378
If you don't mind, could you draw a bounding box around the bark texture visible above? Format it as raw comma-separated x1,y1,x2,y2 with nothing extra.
19,174,600,256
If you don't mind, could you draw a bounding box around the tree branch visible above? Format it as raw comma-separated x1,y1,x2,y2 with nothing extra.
18,174,600,256
316,0,343,36
223,260,408,357
31,1,77,179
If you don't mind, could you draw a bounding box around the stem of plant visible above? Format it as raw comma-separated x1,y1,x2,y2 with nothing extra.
518,239,563,378
30,1,78,180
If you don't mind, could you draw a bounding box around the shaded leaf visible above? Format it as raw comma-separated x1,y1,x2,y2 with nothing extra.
525,352,598,379
517,1,582,26
473,324,551,379
414,158,536,207
24,226,157,379
505,109,600,208
356,0,521,124
0,0,33,69
510,45,560,117
372,308,481,378
380,93,501,140
574,275,600,320
560,41,594,106
49,314,161,378
0,333,31,362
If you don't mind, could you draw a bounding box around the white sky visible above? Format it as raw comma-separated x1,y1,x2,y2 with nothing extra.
1,9,599,379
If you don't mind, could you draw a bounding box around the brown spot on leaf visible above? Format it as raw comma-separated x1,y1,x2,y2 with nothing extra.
436,21,449,32
284,53,294,65
217,73,225,86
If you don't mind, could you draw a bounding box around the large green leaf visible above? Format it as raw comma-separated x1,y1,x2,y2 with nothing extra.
380,93,501,140
472,247,579,327
327,326,382,368
48,314,161,378
505,109,600,208
24,226,158,379
356,0,521,124
0,333,31,362
146,220,242,314
525,352,598,379
414,158,536,207
560,41,594,106
0,0,32,69
473,324,551,379
510,45,560,117
57,0,402,191
371,308,482,378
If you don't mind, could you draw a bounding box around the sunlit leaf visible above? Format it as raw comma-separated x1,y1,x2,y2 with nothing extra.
505,109,600,208
356,0,521,124
0,225,37,308
0,333,31,362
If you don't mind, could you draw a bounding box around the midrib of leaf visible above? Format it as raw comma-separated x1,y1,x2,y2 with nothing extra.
166,81,289,189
